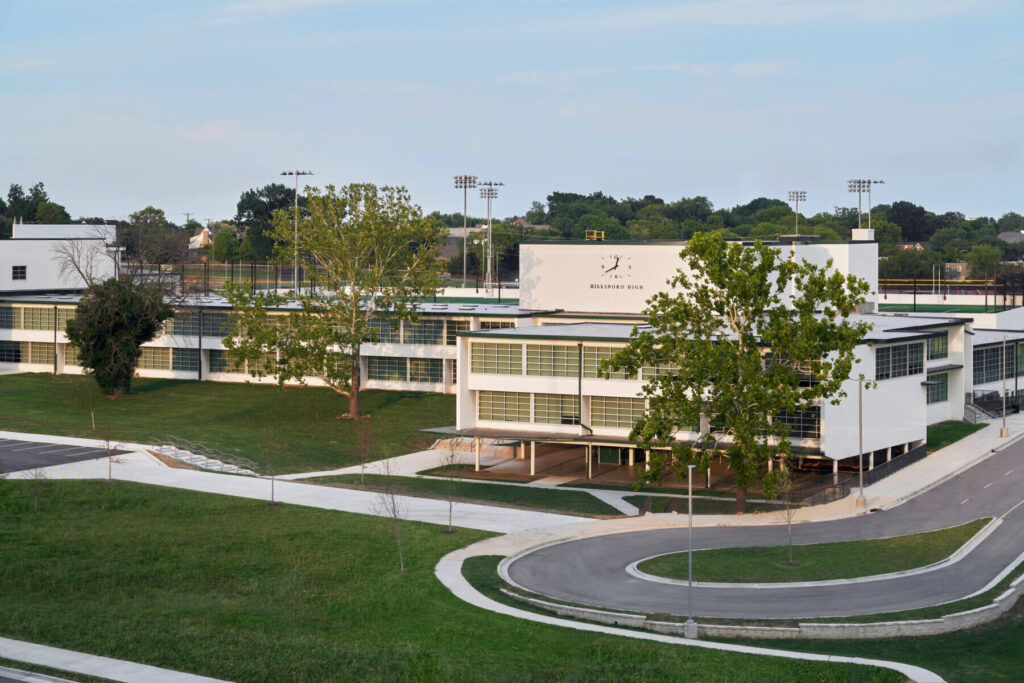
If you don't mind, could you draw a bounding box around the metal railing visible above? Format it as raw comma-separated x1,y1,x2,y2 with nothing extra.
860,442,928,488
153,435,258,476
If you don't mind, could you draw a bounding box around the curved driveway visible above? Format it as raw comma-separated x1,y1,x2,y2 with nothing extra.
505,439,1024,619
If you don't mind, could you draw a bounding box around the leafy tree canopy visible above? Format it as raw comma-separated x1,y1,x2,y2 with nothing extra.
607,232,871,510
224,183,446,418
64,277,173,396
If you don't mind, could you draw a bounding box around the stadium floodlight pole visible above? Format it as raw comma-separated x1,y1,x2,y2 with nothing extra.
787,191,806,235
281,170,314,291
865,179,884,232
848,179,867,231
479,181,503,289
454,175,478,286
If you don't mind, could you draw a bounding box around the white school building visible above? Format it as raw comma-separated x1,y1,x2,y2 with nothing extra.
1,227,1020,478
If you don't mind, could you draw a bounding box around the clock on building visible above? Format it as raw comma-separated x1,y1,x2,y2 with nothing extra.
600,254,632,279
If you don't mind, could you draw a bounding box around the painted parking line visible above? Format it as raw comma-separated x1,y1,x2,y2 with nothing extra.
960,498,970,505
1006,470,1015,476
34,445,97,455
9,443,60,452
984,482,994,489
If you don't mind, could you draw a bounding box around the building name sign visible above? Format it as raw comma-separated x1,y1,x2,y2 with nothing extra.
590,283,645,290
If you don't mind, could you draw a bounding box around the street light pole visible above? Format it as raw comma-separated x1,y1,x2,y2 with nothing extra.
866,179,884,232
281,170,313,291
857,376,867,511
454,175,477,286
1002,335,1009,438
787,191,806,235
848,179,865,231
686,463,697,639
479,181,503,289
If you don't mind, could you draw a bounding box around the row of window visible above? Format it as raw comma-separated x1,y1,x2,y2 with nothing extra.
876,342,924,381
973,344,1024,385
0,305,75,331
366,356,444,383
0,341,54,364
470,342,666,380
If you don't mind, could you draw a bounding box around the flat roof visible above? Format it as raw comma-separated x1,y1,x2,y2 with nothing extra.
0,292,540,318
973,329,1024,347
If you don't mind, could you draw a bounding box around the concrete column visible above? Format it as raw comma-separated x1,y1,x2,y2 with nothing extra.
474,437,481,472
519,441,525,460
869,452,875,471
768,458,774,472
587,445,592,479
645,450,651,472
832,458,838,485
887,447,893,463
628,448,635,467
530,441,536,476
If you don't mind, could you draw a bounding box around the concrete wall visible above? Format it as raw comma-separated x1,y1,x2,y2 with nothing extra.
1,240,115,292
503,569,1024,640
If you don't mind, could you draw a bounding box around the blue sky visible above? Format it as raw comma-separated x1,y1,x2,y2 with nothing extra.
1,0,1021,223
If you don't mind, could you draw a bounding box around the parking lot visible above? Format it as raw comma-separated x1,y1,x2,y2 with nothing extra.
0,437,130,474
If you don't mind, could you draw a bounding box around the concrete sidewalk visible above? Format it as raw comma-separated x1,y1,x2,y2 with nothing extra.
0,636,231,683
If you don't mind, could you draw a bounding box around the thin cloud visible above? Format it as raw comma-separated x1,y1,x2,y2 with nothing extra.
501,61,793,84
215,0,413,21
539,0,1005,32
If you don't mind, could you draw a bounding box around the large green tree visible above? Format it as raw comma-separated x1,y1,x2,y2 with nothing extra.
65,277,173,396
223,183,446,419
607,232,872,511
234,183,296,261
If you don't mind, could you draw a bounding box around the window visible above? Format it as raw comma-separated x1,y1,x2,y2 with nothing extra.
927,373,949,404
168,313,200,336
138,347,171,370
56,308,75,331
534,393,580,425
208,349,236,373
478,391,530,422
973,345,1015,385
250,352,277,374
876,342,924,381
172,348,200,372
450,359,457,384
591,396,646,429
480,320,515,330
201,312,231,337
445,320,470,345
641,362,679,381
583,346,635,379
403,319,444,345
27,342,54,365
367,356,407,381
927,334,948,360
0,341,23,363
526,344,579,377
367,318,401,344
409,358,443,383
12,266,26,281
0,305,13,329
774,406,821,439
64,344,80,367
21,307,54,331
471,342,522,375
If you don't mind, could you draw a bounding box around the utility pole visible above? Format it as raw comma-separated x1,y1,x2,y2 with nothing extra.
281,170,314,291
454,175,477,286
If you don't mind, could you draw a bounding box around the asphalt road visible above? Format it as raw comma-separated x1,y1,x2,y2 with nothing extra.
0,437,129,474
506,439,1024,619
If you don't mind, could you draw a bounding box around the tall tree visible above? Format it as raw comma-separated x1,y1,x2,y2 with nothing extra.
64,277,173,396
607,232,871,511
223,183,446,419
234,183,296,261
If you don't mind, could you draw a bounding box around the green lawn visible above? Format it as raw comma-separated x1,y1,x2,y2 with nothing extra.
637,519,988,583
0,373,453,472
727,602,1024,683
927,420,985,453
0,481,897,682
878,303,1012,313
311,473,622,516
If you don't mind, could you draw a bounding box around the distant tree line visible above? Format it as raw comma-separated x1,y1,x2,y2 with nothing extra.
6,179,1024,283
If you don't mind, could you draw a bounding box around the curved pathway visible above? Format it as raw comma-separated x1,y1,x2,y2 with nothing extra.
505,437,1024,619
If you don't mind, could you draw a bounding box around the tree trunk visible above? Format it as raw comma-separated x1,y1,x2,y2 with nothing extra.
348,357,361,418
394,520,406,572
735,487,747,514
